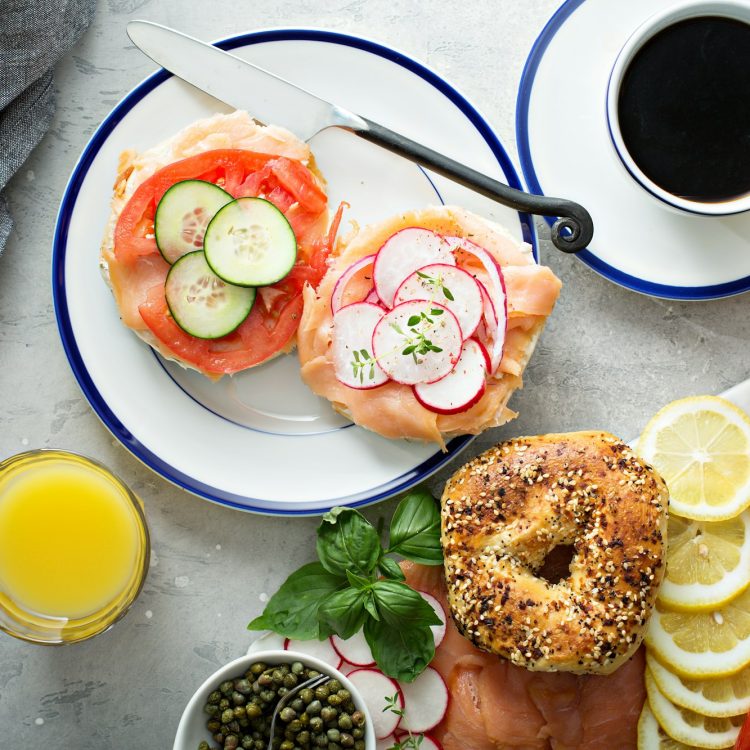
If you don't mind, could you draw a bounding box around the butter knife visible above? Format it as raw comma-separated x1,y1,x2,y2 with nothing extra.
127,21,593,253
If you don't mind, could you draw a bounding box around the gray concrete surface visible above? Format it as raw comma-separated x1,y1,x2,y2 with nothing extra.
1,0,749,746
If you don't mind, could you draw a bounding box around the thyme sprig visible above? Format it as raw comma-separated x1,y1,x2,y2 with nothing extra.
383,693,425,749
351,348,376,384
391,308,444,363
416,269,454,302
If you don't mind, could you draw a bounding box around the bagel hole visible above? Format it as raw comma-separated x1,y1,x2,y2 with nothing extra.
538,544,575,583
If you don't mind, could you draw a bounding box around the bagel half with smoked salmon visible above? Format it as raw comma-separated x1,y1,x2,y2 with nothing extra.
441,431,668,674
297,206,562,447
100,110,337,378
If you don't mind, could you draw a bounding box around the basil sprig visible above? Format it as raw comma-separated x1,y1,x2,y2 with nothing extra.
248,488,443,682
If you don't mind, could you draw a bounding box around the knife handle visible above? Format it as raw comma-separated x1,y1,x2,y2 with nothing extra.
353,118,593,254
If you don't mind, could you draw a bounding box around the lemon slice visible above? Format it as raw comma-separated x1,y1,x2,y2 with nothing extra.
638,702,700,749
648,651,750,717
646,587,750,677
638,396,750,521
646,670,744,748
660,510,750,611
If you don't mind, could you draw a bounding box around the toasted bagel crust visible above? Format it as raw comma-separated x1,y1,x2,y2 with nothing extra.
441,431,668,674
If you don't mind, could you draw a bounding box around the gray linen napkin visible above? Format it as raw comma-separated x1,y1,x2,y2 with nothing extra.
0,0,96,255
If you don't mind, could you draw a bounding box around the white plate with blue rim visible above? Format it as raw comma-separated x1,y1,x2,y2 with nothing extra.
516,0,750,301
53,29,537,515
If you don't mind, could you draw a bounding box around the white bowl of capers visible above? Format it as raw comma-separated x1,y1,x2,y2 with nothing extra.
173,650,376,750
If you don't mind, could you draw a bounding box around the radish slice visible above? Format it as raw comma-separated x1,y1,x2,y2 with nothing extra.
413,339,487,415
417,591,447,648
247,631,286,655
365,288,381,304
395,733,443,750
284,637,343,669
446,236,507,371
377,737,399,750
332,632,375,667
348,668,403,739
373,228,455,308
394,263,483,340
331,254,376,314
398,667,449,733
332,302,390,389
338,661,359,676
372,300,462,386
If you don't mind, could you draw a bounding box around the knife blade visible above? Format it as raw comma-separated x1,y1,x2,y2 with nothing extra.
126,21,593,253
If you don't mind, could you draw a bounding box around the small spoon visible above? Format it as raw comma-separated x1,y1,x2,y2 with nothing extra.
266,673,329,750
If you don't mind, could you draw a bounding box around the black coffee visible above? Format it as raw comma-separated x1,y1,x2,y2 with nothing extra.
618,15,750,203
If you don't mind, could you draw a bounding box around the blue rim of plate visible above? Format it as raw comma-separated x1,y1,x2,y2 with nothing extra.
52,28,538,515
516,0,750,301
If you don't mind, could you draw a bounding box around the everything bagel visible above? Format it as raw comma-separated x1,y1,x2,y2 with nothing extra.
441,431,668,674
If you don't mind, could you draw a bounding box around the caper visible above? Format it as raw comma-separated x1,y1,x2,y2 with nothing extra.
234,679,252,695
245,704,261,719
288,719,303,733
351,711,365,727
307,670,321,679
277,687,289,698
225,736,239,750
307,700,322,716
280,742,294,750
314,735,328,748
340,734,354,748
213,733,224,745
220,699,231,710
291,661,304,675
297,730,310,745
260,690,275,703
283,673,298,688
327,680,341,692
320,706,337,722
290,698,304,713
327,694,342,707
198,742,210,750
227,720,240,734
314,685,329,700
207,719,221,733
232,691,246,706
208,690,222,704
258,673,273,687
241,739,253,750
233,706,246,720
280,706,296,723
327,728,341,742
250,662,267,675
221,708,235,724
354,741,365,750
309,715,323,732
205,703,220,717
351,727,363,739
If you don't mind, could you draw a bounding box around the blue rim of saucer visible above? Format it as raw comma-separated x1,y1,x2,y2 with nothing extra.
516,0,750,301
52,28,537,515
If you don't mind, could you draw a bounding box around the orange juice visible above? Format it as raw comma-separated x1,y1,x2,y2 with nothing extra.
0,450,149,643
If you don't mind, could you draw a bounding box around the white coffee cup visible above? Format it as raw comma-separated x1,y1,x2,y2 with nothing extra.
606,0,750,216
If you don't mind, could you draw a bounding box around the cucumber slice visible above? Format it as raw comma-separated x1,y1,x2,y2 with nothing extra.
204,197,297,286
155,180,233,264
165,251,255,339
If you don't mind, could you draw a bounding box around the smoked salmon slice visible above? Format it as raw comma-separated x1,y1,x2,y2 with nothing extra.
401,561,645,749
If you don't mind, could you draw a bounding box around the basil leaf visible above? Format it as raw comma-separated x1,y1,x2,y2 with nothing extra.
364,617,435,682
319,588,367,639
378,556,406,581
247,562,345,640
388,490,443,565
371,580,441,627
364,591,379,621
317,507,382,577
346,569,372,590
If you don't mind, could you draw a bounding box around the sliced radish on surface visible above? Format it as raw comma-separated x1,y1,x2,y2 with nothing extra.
373,228,455,308
338,661,359,676
398,666,449,733
394,733,443,750
347,668,403,739
332,302,390,390
332,632,375,667
416,591,447,648
331,254,376,314
376,737,399,750
394,263,483,340
284,637,343,669
445,236,507,371
372,300,462,386
477,279,497,327
365,288,381,304
247,631,286,655
413,339,488,415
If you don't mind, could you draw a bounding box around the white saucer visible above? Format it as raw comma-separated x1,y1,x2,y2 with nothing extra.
516,0,750,300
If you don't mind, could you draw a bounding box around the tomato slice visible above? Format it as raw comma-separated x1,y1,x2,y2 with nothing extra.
112,148,337,374
736,713,750,750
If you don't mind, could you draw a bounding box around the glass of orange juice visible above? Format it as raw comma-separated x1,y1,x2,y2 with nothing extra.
0,449,150,644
